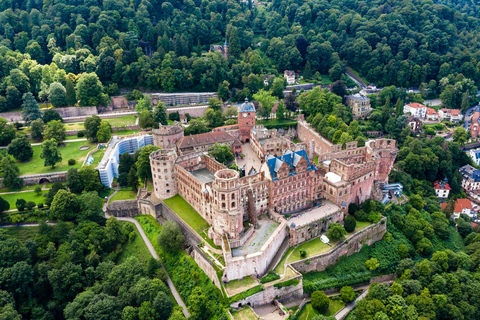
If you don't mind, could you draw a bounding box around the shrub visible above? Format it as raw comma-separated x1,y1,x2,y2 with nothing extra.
273,279,300,289
230,285,263,303
348,203,358,215
344,215,356,233
311,291,329,313
354,209,368,222
300,249,307,258
260,271,281,284
34,185,42,195
306,259,311,265
365,258,379,271
340,286,356,303
25,201,36,210
13,122,23,130
398,244,409,258
68,159,76,165
16,199,26,211
37,203,44,208
77,130,85,137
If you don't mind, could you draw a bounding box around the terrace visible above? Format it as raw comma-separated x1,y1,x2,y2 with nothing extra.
231,217,279,257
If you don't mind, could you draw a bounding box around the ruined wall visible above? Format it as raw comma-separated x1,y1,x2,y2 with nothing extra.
166,105,209,118
366,139,398,183
191,246,223,290
54,106,98,117
289,217,387,273
106,200,140,217
296,121,333,155
230,271,303,308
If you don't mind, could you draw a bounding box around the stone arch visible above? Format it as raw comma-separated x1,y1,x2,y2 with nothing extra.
39,178,50,184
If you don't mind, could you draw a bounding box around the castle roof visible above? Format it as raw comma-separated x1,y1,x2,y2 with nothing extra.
176,131,236,149
266,149,314,181
238,98,256,113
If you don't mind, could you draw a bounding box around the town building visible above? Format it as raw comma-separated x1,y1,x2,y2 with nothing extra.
426,107,438,121
407,116,422,133
210,40,228,59
179,114,187,125
403,103,427,119
359,85,381,96
468,148,480,166
470,112,480,138
284,70,295,85
264,75,274,86
176,131,242,156
459,165,480,192
439,109,463,122
434,180,451,199
453,199,474,219
345,94,372,118
97,134,154,188
238,98,256,142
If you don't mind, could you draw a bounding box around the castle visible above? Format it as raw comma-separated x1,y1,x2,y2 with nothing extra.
144,99,397,281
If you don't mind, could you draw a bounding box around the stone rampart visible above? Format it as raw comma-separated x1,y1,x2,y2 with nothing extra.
166,105,209,118
289,217,387,273
230,270,303,308
55,106,98,118
229,225,254,248
0,171,67,187
191,246,223,290
297,121,333,155
106,200,139,217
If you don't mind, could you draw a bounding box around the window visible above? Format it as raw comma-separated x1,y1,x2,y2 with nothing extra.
232,202,235,208
167,190,170,193
222,194,225,200
222,203,225,208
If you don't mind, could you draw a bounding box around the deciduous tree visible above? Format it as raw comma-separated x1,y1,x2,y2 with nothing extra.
40,139,62,168
7,133,33,161
157,221,185,252
0,157,23,188
43,120,66,144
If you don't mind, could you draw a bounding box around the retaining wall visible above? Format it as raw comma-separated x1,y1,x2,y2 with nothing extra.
0,171,67,188
190,246,223,290
166,105,209,118
289,218,387,273
296,121,333,155
106,200,139,217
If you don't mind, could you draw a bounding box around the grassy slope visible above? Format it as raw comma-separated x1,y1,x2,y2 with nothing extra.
2,226,39,241
117,221,150,265
110,189,137,202
163,194,209,233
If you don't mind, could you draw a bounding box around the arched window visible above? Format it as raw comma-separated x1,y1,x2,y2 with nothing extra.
232,202,235,208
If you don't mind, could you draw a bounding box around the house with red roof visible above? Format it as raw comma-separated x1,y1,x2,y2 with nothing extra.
452,198,474,219
434,180,451,199
439,108,463,122
426,107,438,120
403,103,427,119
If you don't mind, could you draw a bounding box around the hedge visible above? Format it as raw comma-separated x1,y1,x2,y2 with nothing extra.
229,285,263,303
260,271,281,284
261,121,297,130
273,278,300,289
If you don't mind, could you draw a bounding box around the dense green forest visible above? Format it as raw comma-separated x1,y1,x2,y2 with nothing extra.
0,0,479,110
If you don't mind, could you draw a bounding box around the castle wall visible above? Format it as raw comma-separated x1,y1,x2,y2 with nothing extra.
0,171,67,187
190,246,223,290
297,121,333,155
152,124,184,149
289,218,387,273
150,149,178,200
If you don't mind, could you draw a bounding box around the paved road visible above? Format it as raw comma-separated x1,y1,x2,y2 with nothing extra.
334,289,369,320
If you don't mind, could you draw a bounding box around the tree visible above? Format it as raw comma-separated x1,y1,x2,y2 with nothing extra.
153,291,173,319
228,27,240,59
253,90,276,119
271,77,286,98
340,286,356,303
0,198,10,213
30,119,44,140
136,145,160,181
7,133,33,161
284,93,299,113
96,121,112,142
398,244,409,258
128,166,139,191
344,215,356,233
209,143,234,164
453,127,468,145
366,258,380,271
43,120,66,144
395,99,404,117
327,223,346,241
217,81,230,100
48,82,67,108
204,109,224,127
21,93,42,124
135,95,153,113
0,157,23,188
187,287,212,320
16,199,26,211
84,115,102,141
40,139,62,168
45,182,67,206
34,186,42,195
311,291,329,313
66,168,83,193
76,73,109,106
139,110,155,128
118,153,135,174
50,189,79,220
43,109,63,123
153,102,168,126
208,98,222,111
304,61,312,80
79,166,103,192
66,78,76,106
331,80,346,99
276,100,287,121
157,221,185,252
78,191,104,222
457,220,473,238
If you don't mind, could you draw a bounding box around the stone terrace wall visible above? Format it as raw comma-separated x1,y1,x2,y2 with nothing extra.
290,217,387,274
297,121,333,155
166,105,209,118
191,246,223,290
0,171,66,187
230,271,303,308
55,107,98,117
106,200,139,217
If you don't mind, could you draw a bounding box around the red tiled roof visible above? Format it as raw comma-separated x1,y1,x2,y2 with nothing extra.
472,222,478,228
454,199,472,213
434,181,451,190
212,124,239,132
451,109,461,116
441,203,448,211
406,103,426,109
471,112,480,123
177,131,236,149
426,107,438,115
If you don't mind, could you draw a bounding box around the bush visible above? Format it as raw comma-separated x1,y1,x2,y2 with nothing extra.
77,130,85,137
300,249,307,258
348,203,358,215
13,122,23,130
344,215,356,233
37,203,44,208
260,271,281,284
311,291,329,313
16,199,26,211
273,279,300,289
34,185,42,195
340,286,356,303
25,201,36,210
230,285,263,303
354,209,368,222
365,258,379,271
68,159,76,165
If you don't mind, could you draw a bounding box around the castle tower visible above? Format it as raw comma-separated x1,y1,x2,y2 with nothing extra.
150,149,178,200
212,169,243,240
152,123,184,149
238,98,256,143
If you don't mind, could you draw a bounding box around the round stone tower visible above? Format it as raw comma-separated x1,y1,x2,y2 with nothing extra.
150,149,178,200
212,169,243,239
152,123,184,149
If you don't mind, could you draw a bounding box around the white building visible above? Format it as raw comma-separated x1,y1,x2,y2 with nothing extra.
403,103,427,119
451,199,475,219
434,181,451,199
438,108,463,122
97,134,154,188
284,70,295,85
468,149,480,166
426,107,438,121
459,165,480,192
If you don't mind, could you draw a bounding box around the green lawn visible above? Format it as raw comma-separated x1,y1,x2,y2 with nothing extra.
2,226,39,242
113,129,140,136
352,220,372,233
0,183,52,193
232,307,257,320
90,147,107,166
110,188,137,202
224,276,258,297
1,191,46,209
294,137,301,143
163,194,209,233
297,299,345,320
64,122,85,131
103,115,137,127
16,140,97,175
273,247,293,275
288,237,335,263
117,221,151,265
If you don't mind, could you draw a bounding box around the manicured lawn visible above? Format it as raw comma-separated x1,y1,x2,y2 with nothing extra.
298,299,345,320
0,183,52,193
163,194,209,233
16,140,97,175
314,155,319,165
232,307,257,320
64,122,85,131
110,188,137,202
273,247,293,275
352,220,372,233
1,191,46,209
90,147,107,166
2,226,39,242
224,276,258,297
288,237,335,263
257,119,298,126
103,115,137,127
113,129,140,136
294,137,301,143
117,221,151,265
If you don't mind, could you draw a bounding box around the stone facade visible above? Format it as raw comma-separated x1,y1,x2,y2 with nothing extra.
0,171,66,188
152,123,184,149
345,94,372,118
150,149,178,200
238,99,256,142
250,125,296,159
